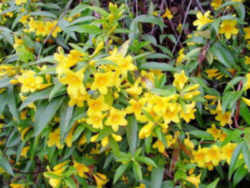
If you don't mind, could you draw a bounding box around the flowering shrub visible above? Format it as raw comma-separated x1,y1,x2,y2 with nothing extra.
0,0,249,187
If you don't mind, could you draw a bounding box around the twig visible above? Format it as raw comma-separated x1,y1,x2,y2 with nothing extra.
37,0,74,60
195,0,205,13
234,81,243,128
171,0,192,53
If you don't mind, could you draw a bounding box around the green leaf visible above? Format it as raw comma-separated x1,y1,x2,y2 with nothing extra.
64,177,77,188
132,161,143,180
7,86,19,122
210,42,237,68
233,166,248,187
228,142,243,180
0,92,8,114
150,167,164,188
137,156,157,168
233,3,245,21
141,62,177,72
207,178,220,188
0,153,14,176
240,101,250,125
0,77,11,88
49,82,66,101
19,87,52,110
113,163,129,184
67,24,101,34
30,11,57,18
126,115,138,155
60,103,74,142
189,130,214,140
222,91,242,112
34,97,64,136
242,142,250,171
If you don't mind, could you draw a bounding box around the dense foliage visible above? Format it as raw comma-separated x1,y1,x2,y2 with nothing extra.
0,0,250,187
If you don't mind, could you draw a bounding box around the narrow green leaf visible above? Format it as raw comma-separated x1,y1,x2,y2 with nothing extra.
0,153,14,176
242,142,250,171
0,77,11,88
126,115,137,154
233,166,248,187
141,62,177,72
132,161,143,180
60,103,74,142
137,156,157,168
207,178,220,188
7,86,19,122
150,167,164,188
228,142,243,180
113,163,129,184
67,24,101,34
34,97,64,136
19,87,52,110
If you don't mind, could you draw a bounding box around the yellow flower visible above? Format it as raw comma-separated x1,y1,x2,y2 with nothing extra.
17,70,51,93
86,111,105,129
136,183,146,188
15,0,27,5
153,140,165,153
93,173,108,188
21,146,30,158
244,73,250,90
222,142,237,164
173,70,188,90
78,135,87,146
92,72,114,95
205,68,223,80
192,148,208,167
10,184,25,188
215,102,232,126
73,161,89,178
47,128,64,149
176,48,185,65
211,0,222,9
243,27,250,40
207,145,221,166
180,102,196,123
242,97,250,106
162,9,173,19
87,96,109,114
245,56,250,65
193,11,213,30
65,124,77,147
163,102,181,124
106,108,127,132
219,20,238,39
139,122,154,139
44,161,68,188
186,174,201,188
59,70,86,107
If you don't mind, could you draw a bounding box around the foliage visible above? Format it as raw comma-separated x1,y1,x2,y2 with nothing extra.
0,0,250,187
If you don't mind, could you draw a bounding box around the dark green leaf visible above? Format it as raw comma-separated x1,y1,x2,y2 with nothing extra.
150,167,164,188
113,163,129,184
126,115,138,154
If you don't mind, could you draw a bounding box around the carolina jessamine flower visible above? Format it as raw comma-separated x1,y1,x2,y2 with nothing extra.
219,20,238,39
86,111,105,129
176,48,185,65
186,174,201,188
47,128,63,149
180,102,196,123
44,161,68,188
91,72,115,95
73,161,89,178
163,102,181,124
243,27,250,40
106,108,127,131
21,146,30,158
93,173,108,188
15,0,27,5
153,140,165,153
242,97,250,106
244,73,250,90
162,8,173,19
222,142,237,164
139,122,154,139
207,145,221,166
215,101,232,126
87,96,109,114
173,70,188,90
10,184,25,188
211,0,222,9
245,56,250,65
193,11,213,30
17,70,51,93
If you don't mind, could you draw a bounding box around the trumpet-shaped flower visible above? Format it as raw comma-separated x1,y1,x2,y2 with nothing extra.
106,108,127,132
219,20,238,39
173,70,188,90
193,11,213,30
